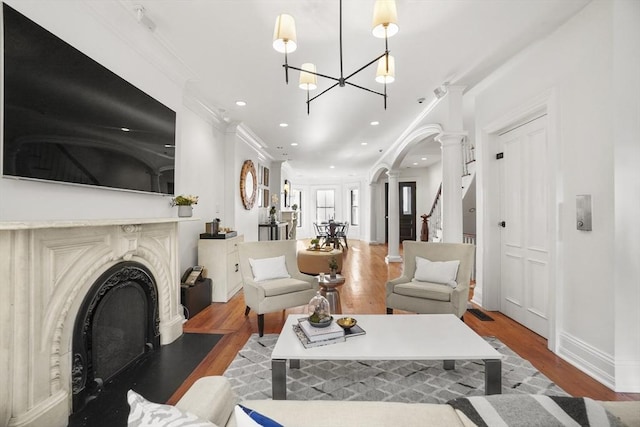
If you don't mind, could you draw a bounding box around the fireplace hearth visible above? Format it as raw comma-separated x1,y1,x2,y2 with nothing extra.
72,262,160,412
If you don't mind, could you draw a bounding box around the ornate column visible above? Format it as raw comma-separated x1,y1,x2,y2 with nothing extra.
436,133,465,243
386,171,402,262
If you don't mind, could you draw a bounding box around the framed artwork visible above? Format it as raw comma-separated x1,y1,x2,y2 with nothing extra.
263,189,269,208
263,167,270,186
258,164,263,185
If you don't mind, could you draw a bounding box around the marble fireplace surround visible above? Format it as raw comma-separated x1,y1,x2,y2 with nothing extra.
0,218,188,427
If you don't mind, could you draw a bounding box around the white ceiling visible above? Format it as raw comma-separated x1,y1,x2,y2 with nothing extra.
121,0,589,179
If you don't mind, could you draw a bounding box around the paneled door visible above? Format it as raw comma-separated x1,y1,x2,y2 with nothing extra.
499,115,550,338
384,181,417,243
399,182,416,241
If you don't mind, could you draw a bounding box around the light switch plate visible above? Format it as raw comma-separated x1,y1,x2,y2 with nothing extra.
576,195,592,231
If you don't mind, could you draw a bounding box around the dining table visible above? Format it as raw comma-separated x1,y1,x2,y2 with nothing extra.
319,221,345,249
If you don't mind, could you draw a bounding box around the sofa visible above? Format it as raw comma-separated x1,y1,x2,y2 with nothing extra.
168,376,640,427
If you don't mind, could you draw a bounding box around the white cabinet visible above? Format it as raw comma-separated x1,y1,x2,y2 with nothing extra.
197,234,244,302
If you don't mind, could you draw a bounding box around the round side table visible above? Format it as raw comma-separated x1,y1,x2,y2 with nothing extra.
316,274,346,314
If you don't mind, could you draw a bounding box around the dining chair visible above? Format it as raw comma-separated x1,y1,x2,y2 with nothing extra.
313,222,328,241
336,223,349,248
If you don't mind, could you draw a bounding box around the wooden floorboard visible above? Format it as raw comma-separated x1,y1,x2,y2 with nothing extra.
167,240,639,405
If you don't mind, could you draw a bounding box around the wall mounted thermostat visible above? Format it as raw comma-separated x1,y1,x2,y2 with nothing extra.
576,194,592,231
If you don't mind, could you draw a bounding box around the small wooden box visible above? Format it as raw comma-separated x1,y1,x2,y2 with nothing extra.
181,278,212,319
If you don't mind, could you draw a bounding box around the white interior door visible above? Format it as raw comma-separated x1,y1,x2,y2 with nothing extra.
499,115,550,338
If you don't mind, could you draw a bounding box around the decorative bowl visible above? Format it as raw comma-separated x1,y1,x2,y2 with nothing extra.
308,316,333,328
336,317,357,329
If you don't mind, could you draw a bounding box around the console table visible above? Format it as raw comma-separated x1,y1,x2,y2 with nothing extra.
258,222,288,241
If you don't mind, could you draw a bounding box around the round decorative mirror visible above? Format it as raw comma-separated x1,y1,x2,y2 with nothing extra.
240,160,257,210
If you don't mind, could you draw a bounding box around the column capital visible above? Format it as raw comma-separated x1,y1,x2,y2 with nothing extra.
436,131,467,146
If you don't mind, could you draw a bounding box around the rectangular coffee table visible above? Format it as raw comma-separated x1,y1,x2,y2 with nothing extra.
271,314,502,400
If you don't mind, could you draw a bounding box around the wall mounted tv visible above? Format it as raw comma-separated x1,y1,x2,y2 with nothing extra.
2,3,176,195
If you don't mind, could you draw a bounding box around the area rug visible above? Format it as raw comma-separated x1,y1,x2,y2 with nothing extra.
224,334,567,404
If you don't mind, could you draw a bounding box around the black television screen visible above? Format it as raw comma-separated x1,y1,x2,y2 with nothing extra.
2,3,176,194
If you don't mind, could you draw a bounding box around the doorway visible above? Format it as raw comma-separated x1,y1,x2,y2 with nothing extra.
498,114,550,338
384,181,417,243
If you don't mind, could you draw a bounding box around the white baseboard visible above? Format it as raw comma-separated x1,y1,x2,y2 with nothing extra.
557,331,616,390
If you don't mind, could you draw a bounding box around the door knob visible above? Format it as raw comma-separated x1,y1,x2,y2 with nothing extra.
499,221,506,228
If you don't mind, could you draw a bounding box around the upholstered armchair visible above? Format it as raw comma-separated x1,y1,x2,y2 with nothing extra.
386,241,475,319
238,240,318,336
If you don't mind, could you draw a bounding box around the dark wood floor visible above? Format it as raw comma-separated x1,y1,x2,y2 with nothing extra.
167,240,639,405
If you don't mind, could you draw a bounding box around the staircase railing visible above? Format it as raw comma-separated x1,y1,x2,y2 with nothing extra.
425,183,442,242
424,138,476,243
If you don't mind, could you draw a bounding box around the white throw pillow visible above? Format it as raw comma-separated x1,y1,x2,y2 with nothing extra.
249,255,290,282
127,389,216,427
414,256,460,288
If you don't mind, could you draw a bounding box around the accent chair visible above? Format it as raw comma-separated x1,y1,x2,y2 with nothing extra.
238,240,318,336
386,241,475,319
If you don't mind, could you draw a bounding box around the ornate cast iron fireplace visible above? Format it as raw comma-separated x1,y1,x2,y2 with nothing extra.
71,261,160,411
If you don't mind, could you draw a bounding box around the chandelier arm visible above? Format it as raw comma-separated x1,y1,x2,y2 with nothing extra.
344,81,386,97
308,82,341,103
344,51,388,81
286,64,342,83
339,0,344,79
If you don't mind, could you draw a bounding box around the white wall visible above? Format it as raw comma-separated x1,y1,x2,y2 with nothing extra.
176,103,227,271
0,2,230,275
0,1,182,221
473,0,639,391
612,0,640,392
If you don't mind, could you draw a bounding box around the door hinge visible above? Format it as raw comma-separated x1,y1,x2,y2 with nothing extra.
496,152,504,160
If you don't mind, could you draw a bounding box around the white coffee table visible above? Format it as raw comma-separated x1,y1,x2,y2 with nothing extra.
271,314,502,400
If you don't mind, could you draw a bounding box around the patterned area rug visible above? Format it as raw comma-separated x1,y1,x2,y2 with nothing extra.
224,334,568,403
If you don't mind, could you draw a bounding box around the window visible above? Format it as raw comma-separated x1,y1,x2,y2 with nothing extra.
316,190,335,223
350,189,359,226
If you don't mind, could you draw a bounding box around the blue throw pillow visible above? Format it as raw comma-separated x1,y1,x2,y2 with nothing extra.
234,404,284,427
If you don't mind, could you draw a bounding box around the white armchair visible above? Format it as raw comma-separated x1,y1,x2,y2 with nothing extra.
238,240,318,336
386,241,475,319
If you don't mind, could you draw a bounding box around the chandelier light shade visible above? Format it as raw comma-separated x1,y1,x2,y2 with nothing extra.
299,63,318,91
375,55,395,84
273,14,297,53
372,0,399,38
273,0,399,114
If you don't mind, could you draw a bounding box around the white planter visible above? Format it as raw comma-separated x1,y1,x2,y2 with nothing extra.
178,205,193,217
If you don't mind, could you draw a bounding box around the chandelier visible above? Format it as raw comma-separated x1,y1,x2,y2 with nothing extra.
272,0,399,114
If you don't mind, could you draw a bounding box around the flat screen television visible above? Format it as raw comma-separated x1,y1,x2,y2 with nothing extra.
2,3,176,195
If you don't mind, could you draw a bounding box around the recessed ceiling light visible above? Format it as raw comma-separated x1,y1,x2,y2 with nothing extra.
413,162,418,166
291,142,298,146
121,127,130,132
235,100,247,106
329,165,335,169
279,123,288,127
370,121,379,126
361,142,368,146
421,157,427,160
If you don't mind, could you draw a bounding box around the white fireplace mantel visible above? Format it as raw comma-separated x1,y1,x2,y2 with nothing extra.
0,218,188,427
0,216,197,230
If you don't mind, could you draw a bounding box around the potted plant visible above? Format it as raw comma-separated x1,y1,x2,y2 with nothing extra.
171,194,199,217
310,238,320,250
328,256,339,279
